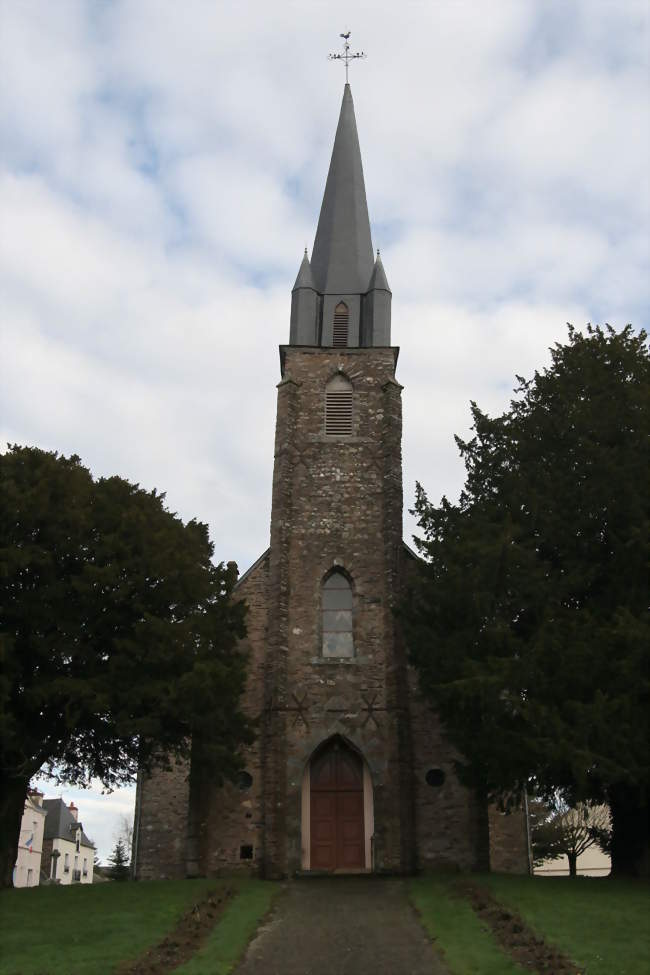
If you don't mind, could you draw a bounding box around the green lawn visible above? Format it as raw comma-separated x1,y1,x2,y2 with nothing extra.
483,874,650,975
0,878,273,975
409,875,527,975
176,879,277,975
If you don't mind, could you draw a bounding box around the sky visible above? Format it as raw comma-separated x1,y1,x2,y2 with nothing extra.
2,0,648,864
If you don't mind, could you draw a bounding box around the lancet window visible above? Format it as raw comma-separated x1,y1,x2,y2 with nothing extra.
322,571,354,658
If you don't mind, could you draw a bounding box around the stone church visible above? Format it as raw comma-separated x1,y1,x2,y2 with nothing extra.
134,84,527,879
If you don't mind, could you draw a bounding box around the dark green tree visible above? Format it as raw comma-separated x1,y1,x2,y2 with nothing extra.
108,839,130,881
0,447,253,887
404,325,649,876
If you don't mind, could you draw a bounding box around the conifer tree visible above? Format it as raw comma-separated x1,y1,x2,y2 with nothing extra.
108,840,130,881
405,325,649,876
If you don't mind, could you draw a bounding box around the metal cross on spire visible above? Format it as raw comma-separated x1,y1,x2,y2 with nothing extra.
328,31,366,83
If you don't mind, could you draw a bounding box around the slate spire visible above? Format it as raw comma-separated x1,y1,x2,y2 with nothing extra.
292,248,316,291
310,84,374,295
289,249,318,344
289,84,391,346
367,250,390,293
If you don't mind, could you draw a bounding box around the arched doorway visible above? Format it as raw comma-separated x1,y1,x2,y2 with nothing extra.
309,738,366,871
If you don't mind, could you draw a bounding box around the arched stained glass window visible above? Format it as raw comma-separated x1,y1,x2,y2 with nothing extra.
322,571,354,658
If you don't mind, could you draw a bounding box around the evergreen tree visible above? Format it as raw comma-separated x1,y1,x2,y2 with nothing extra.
405,325,649,876
0,447,253,887
108,840,130,881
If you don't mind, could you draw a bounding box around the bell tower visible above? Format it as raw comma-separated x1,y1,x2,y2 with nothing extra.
261,81,414,876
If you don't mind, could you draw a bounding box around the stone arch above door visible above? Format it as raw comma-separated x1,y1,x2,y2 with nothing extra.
301,735,374,872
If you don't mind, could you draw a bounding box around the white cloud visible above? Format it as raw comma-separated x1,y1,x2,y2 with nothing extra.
2,0,647,843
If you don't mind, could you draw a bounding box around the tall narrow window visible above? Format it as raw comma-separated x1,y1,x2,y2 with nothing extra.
322,571,354,658
332,302,349,347
325,374,353,436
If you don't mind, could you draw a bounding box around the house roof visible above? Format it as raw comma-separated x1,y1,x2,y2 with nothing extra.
42,799,94,849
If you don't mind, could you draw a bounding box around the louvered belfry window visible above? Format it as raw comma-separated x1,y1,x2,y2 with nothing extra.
325,374,353,436
332,302,349,347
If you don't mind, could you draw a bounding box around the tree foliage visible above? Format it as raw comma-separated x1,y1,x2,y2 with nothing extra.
531,800,610,877
108,840,130,881
404,325,649,875
0,446,253,885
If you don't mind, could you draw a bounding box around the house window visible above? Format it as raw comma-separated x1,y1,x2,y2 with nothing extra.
83,857,88,876
322,571,354,658
76,838,80,852
325,374,353,437
64,852,70,873
332,301,349,347
27,868,33,886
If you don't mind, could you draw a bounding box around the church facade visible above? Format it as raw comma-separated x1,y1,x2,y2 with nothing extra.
133,85,527,879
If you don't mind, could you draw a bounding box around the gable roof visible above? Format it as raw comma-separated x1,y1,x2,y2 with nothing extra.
42,798,94,849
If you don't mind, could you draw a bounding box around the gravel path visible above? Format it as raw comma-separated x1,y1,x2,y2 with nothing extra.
234,876,449,975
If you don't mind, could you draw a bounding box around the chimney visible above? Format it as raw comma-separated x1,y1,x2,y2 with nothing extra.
68,802,78,821
29,789,44,807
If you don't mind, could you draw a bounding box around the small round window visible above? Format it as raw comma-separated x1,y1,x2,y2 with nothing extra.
425,768,445,788
237,770,253,791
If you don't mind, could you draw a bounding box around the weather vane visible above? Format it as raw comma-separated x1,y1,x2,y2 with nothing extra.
328,31,366,84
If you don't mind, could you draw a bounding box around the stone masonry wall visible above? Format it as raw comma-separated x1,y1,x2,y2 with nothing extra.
262,347,413,875
198,554,269,874
489,802,530,873
134,553,269,880
407,669,486,871
134,759,190,880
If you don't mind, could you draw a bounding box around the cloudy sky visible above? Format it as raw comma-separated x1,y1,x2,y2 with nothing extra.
2,0,648,862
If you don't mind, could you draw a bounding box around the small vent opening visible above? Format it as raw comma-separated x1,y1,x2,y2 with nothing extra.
325,375,353,436
332,302,349,347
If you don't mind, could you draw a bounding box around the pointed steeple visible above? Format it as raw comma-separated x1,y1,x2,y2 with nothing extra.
289,249,318,344
362,250,392,346
367,250,391,293
311,84,374,295
292,248,316,291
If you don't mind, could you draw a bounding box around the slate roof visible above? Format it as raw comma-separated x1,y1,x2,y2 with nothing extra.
42,798,95,849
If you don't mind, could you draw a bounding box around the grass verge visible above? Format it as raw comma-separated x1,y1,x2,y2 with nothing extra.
175,879,278,975
483,874,650,975
0,878,220,975
409,875,526,975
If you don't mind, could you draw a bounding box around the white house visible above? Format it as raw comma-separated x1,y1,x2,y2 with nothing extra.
13,790,48,888
41,799,95,885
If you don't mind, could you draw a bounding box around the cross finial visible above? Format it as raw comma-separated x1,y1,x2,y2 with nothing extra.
328,31,366,84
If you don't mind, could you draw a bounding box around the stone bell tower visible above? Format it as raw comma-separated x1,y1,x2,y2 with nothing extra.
260,82,414,876
133,83,524,881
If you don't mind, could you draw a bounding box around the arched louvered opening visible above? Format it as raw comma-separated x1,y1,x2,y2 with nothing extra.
322,570,354,658
325,374,353,436
332,302,349,347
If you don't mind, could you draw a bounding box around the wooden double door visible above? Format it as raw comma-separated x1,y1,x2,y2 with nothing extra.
310,740,365,871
